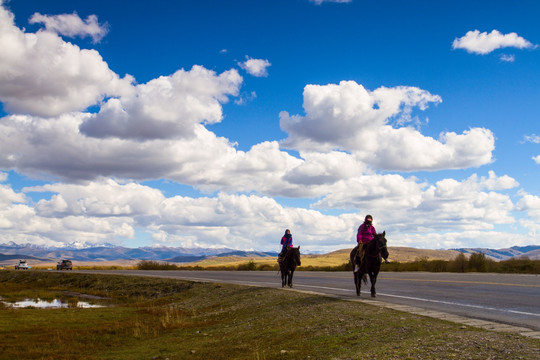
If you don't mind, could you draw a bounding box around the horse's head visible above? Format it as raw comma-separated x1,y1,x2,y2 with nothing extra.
374,231,389,260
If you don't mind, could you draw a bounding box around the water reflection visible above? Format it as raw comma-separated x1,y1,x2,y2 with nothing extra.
2,298,105,308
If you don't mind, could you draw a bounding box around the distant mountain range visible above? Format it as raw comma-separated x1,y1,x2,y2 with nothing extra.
0,242,278,263
455,245,540,261
0,242,538,264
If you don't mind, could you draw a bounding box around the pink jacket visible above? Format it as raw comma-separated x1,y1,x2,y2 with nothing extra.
357,224,376,244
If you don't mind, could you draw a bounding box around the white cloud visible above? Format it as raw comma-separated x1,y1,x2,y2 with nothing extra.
0,113,308,196
0,173,530,251
316,172,517,236
28,179,165,218
452,29,536,55
80,66,243,140
516,192,540,221
0,182,135,246
0,183,26,206
14,179,358,251
280,81,494,171
500,54,515,62
524,134,540,144
310,0,352,4
29,12,109,43
524,135,540,164
155,192,355,250
280,82,442,150
0,5,133,117
239,56,271,77
313,173,424,211
515,192,540,238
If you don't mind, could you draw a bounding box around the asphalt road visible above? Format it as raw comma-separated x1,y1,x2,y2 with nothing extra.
80,270,540,333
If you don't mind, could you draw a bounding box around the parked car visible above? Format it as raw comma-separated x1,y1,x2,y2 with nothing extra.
56,259,73,270
14,260,31,270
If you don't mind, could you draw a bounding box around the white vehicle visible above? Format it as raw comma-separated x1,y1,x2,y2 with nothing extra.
14,260,31,270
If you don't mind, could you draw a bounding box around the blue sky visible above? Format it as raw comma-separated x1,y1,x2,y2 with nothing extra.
1,0,539,252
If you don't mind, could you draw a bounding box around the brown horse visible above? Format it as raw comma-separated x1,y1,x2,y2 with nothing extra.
350,232,389,297
279,246,301,287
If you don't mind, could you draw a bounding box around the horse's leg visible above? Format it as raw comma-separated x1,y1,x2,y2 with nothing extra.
280,268,286,287
369,271,378,297
354,271,361,296
288,270,294,287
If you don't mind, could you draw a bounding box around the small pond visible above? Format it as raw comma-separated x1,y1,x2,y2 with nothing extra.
1,298,106,309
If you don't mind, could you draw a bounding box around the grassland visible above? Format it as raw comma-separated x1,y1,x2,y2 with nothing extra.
179,246,462,269
1,270,538,360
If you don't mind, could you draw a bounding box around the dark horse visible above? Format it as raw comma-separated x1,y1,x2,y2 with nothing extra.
279,246,301,288
350,232,389,297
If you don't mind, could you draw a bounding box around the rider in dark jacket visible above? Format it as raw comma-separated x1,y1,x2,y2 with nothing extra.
278,229,293,263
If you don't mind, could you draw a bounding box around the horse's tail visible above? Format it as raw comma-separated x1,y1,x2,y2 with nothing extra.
362,273,368,285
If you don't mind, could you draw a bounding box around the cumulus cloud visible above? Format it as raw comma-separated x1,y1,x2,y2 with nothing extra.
515,192,540,241
0,183,26,206
14,179,357,251
313,173,424,211
0,172,528,251
0,4,132,117
238,56,271,77
515,191,540,224
279,81,494,171
29,179,165,218
315,171,517,235
0,182,135,247
533,155,540,164
0,112,312,197
452,29,536,55
29,12,109,43
80,66,243,140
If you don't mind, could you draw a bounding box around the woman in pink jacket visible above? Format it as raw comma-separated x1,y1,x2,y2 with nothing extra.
354,215,376,271
357,214,376,245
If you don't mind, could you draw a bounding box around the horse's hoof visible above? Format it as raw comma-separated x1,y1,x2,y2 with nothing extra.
371,293,376,297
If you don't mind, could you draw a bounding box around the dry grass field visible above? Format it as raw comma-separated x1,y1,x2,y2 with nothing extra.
178,246,462,268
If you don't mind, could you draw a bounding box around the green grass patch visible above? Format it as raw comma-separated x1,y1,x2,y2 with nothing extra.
0,270,538,359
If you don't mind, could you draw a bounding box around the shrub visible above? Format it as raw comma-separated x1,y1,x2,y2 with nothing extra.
137,260,178,270
468,252,488,272
237,261,257,271
449,252,468,272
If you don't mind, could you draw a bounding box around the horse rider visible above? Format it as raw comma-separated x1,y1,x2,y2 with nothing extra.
354,215,376,271
278,229,293,263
